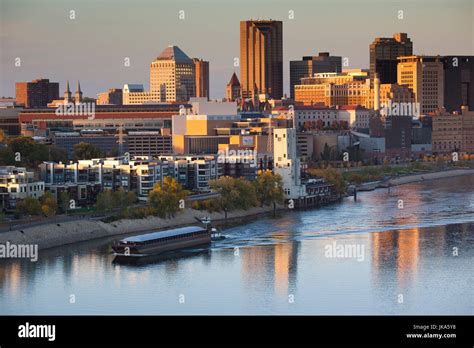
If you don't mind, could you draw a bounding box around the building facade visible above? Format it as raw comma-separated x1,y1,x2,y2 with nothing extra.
397,56,444,114
15,79,59,108
370,33,413,83
240,20,283,99
193,58,210,99
289,53,342,99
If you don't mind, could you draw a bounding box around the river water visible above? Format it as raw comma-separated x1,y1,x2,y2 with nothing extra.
1,175,473,315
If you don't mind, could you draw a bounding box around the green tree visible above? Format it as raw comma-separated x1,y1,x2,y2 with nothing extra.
59,191,71,213
320,143,332,161
96,190,114,212
8,136,48,167
73,142,103,160
16,197,42,216
253,170,284,215
148,177,188,218
40,191,58,217
308,167,346,195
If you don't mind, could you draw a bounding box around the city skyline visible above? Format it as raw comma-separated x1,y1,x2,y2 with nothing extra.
1,0,473,99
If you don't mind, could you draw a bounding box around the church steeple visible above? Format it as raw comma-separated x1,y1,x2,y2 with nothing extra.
64,80,72,104
75,81,83,105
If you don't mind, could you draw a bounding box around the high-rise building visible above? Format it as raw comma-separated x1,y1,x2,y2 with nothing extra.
97,88,123,105
150,45,196,102
15,78,59,108
193,58,210,100
226,73,241,101
240,20,283,99
289,53,342,99
397,56,444,114
370,33,413,83
442,56,474,113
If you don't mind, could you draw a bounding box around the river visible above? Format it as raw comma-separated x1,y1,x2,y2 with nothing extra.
1,175,473,315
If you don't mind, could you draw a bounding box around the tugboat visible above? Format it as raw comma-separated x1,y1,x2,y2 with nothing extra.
112,217,224,257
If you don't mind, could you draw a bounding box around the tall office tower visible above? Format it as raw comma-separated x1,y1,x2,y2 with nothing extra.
150,45,196,102
398,56,444,114
15,78,59,108
442,56,474,113
370,33,413,83
193,58,210,99
289,53,342,99
226,73,241,101
240,20,283,99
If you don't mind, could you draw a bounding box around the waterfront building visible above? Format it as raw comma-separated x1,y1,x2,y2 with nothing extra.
370,33,413,83
193,58,210,99
0,166,45,209
226,73,241,102
397,56,444,114
442,56,474,113
240,20,283,99
15,78,59,108
432,106,474,154
290,53,342,99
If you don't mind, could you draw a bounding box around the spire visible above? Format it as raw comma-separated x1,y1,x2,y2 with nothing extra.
75,80,83,105
64,80,72,103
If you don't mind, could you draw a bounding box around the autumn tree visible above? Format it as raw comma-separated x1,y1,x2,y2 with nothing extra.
16,197,42,216
253,170,284,215
73,142,103,160
40,191,58,217
148,177,188,218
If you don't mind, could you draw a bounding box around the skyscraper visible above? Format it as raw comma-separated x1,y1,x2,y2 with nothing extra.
442,56,474,113
370,33,413,83
150,45,196,102
289,53,342,99
398,55,444,114
240,20,283,99
193,58,210,100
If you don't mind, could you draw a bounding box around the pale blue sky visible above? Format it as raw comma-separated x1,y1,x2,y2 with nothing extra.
1,0,473,99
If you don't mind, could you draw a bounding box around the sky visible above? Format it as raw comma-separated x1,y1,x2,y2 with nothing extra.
1,0,473,99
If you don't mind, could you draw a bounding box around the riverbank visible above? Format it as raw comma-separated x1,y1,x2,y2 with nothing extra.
0,205,283,251
356,168,474,191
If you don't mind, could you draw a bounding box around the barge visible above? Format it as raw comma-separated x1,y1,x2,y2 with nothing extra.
112,217,223,257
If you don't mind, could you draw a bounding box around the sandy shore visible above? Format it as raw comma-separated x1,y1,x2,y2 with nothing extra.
0,205,282,251
357,168,474,191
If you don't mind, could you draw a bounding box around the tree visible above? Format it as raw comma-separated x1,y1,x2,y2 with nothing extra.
320,143,332,161
59,191,71,213
96,190,114,212
0,129,6,143
253,170,284,215
73,142,103,160
209,176,240,221
308,167,346,195
148,177,188,218
16,197,42,216
40,191,57,217
7,136,48,167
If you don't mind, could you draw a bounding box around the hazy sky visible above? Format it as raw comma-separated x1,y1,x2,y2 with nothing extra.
1,0,473,99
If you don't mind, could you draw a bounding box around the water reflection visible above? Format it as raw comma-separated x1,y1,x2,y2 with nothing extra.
0,176,473,314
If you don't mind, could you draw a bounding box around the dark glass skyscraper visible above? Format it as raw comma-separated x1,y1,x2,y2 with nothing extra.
370,33,413,83
240,20,283,99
